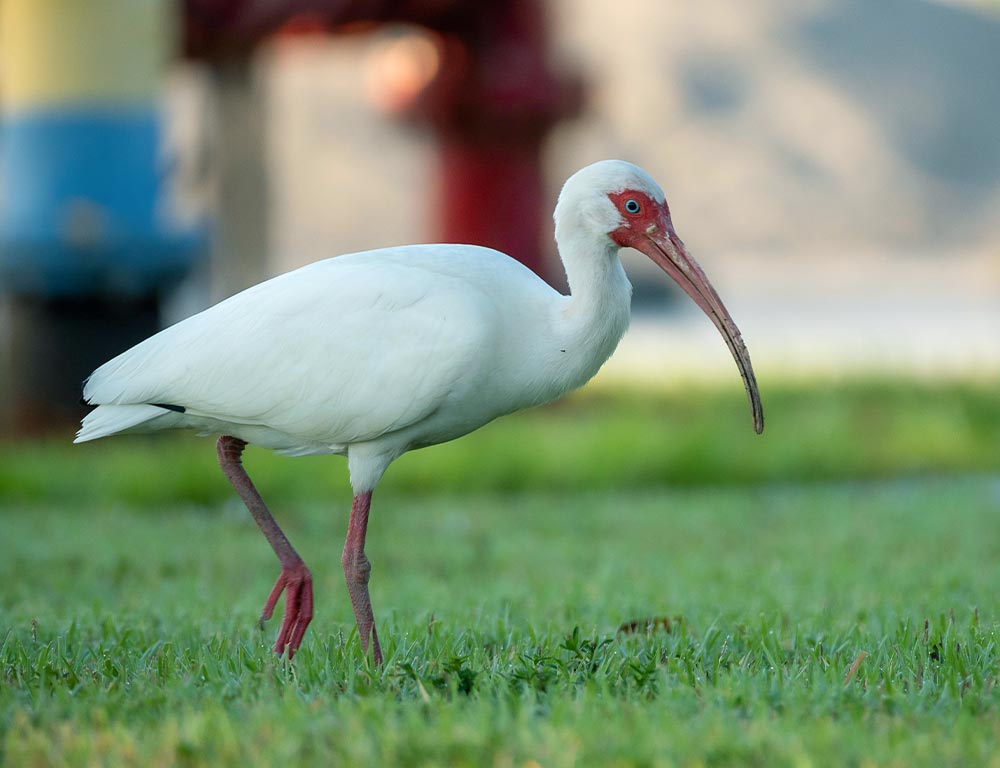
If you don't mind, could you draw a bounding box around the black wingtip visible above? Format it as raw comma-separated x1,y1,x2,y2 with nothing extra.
152,403,186,413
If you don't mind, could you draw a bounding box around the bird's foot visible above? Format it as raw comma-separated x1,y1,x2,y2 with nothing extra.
261,560,314,658
367,626,384,666
345,577,384,666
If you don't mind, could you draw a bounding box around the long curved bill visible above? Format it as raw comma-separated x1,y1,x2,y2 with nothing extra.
637,229,764,434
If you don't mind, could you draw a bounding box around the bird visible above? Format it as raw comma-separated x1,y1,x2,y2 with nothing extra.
76,160,764,665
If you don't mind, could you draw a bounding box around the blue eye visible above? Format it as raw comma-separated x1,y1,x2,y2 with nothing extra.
624,199,641,214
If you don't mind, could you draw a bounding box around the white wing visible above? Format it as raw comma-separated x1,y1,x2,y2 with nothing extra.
80,244,550,449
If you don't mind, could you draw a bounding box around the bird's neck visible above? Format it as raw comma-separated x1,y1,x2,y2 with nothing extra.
555,229,633,378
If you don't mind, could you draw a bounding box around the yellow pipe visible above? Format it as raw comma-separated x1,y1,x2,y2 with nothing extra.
1,0,173,110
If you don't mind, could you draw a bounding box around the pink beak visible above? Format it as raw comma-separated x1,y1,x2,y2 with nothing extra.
636,227,764,435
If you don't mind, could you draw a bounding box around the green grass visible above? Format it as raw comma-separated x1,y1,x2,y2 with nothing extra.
2,382,1000,765
2,379,998,506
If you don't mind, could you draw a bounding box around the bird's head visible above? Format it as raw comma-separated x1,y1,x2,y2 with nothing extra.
557,159,764,435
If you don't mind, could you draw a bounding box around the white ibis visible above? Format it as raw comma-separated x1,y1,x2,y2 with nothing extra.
76,160,763,664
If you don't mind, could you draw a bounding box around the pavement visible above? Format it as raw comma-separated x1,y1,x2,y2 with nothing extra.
600,249,1000,384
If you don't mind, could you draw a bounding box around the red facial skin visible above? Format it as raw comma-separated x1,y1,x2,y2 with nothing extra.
605,189,765,435
607,190,673,249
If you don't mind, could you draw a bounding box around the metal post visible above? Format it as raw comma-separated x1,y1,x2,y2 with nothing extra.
0,0,203,432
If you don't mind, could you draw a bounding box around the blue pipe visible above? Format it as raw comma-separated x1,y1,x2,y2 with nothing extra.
0,106,202,297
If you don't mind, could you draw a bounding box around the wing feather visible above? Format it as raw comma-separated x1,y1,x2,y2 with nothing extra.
82,246,513,446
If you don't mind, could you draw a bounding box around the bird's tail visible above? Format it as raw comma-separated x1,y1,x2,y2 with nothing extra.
75,404,166,443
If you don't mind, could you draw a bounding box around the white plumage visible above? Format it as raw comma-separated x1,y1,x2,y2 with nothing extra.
77,242,629,487
76,160,762,663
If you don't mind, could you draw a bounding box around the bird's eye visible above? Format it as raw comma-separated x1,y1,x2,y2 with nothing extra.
624,199,641,214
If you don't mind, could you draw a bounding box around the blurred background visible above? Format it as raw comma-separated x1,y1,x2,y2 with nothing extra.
0,0,998,433
4,4,1000,759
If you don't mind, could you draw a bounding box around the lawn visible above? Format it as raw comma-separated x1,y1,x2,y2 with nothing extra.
2,381,1000,766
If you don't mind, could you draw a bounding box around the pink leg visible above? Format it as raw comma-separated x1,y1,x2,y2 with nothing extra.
217,436,313,657
342,491,383,664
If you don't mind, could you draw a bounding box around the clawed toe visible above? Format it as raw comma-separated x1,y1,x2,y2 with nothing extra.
260,562,313,658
